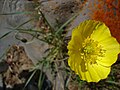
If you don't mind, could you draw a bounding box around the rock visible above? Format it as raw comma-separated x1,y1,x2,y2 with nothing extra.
40,0,84,29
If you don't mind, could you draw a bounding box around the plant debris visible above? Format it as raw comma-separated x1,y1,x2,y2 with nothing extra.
3,45,34,88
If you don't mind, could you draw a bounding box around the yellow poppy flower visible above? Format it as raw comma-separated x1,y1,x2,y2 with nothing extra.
67,20,120,82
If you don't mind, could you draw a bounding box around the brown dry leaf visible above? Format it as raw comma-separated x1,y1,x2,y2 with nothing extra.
68,81,79,90
3,45,34,88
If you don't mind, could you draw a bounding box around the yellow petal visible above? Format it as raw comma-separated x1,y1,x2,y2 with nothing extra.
67,36,83,54
85,63,110,82
91,21,120,66
90,63,111,80
76,63,110,82
99,37,120,51
84,71,92,82
97,37,120,66
97,54,118,67
72,20,99,40
87,64,101,82
82,20,99,38
91,23,111,42
68,53,82,72
77,65,86,80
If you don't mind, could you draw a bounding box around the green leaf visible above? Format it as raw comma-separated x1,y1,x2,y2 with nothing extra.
0,31,12,40
15,18,34,29
38,70,45,90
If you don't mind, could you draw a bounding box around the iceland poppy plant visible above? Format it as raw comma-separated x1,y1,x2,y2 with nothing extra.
67,20,120,82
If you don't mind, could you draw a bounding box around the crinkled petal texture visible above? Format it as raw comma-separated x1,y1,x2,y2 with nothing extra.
91,24,120,67
67,20,120,82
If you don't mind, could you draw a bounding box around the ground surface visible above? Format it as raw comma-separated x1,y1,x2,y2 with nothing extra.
0,0,120,90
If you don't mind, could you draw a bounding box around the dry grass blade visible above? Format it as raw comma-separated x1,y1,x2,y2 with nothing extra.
23,70,37,90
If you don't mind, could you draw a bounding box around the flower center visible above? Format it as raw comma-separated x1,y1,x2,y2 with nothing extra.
80,37,106,65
